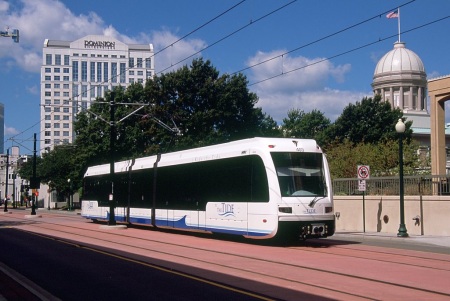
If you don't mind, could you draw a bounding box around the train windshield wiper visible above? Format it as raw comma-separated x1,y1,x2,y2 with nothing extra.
308,196,325,208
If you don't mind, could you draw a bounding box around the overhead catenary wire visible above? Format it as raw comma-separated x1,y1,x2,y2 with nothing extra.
248,15,449,87
231,0,416,76
157,0,298,75
5,0,248,155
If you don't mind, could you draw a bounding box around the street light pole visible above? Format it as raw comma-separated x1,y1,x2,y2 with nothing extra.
395,119,408,237
108,93,117,226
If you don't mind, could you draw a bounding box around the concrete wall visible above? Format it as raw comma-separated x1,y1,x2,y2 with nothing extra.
334,195,450,236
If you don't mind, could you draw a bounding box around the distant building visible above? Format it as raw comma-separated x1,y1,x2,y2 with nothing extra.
372,41,450,170
40,35,154,153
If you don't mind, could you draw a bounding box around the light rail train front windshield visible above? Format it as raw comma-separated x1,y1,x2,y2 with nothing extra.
271,152,326,197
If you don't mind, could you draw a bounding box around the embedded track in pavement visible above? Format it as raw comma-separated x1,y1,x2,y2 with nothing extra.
1,210,450,301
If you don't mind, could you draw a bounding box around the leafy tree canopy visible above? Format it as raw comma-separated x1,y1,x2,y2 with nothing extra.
323,94,412,146
281,108,330,145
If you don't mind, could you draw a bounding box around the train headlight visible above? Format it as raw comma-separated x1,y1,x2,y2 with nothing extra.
325,206,333,213
278,207,292,213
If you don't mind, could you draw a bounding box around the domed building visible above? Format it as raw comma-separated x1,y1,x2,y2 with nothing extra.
372,41,450,171
372,42,433,148
372,42,429,127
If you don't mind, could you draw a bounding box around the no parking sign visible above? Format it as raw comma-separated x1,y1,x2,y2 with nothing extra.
357,165,370,192
357,165,370,180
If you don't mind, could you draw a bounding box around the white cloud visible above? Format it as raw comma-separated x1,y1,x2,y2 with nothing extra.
0,0,9,12
255,88,369,123
247,50,367,122
5,126,19,135
0,0,206,75
147,29,207,74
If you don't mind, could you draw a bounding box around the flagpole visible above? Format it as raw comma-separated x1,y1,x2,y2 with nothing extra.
398,7,401,42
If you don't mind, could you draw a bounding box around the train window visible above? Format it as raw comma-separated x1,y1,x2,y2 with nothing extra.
271,152,326,197
84,155,270,209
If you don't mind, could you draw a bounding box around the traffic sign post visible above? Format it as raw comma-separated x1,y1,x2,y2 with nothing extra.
357,165,370,233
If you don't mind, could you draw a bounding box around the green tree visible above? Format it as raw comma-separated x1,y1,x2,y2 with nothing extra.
72,58,278,181
326,139,420,179
324,94,412,146
281,109,330,145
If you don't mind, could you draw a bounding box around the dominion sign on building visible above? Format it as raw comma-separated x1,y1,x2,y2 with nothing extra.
40,35,154,153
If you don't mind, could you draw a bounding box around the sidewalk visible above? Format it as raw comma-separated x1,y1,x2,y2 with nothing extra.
334,231,450,248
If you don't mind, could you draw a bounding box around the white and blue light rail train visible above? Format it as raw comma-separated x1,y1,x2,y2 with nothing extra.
81,137,335,240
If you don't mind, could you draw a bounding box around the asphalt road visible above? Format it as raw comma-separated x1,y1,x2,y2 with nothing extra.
0,228,269,301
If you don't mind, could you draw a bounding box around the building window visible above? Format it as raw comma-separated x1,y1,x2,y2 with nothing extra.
54,76,60,81
45,76,51,81
72,61,78,81
63,123,69,128
45,115,51,120
54,115,60,120
97,62,102,82
63,68,69,73
111,63,117,83
73,84,78,97
45,68,51,73
54,107,60,112
63,76,69,81
129,57,134,68
54,131,60,136
137,71,143,76
63,131,69,137
64,55,70,65
82,54,87,57
45,131,51,136
104,62,108,82
145,58,151,68
90,62,95,82
129,71,134,75
54,68,60,73
54,83,60,89
63,115,69,120
46,54,52,65
146,70,152,78
81,61,87,81
63,84,69,89
45,139,51,144
54,92,60,97
45,123,51,128
120,63,126,83
45,92,51,96
63,107,69,113
54,123,60,128
82,85,87,97
45,83,51,89
54,99,60,105
45,99,51,105
55,54,61,65
137,58,143,68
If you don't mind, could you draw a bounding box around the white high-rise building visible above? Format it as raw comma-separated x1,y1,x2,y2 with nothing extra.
40,35,154,153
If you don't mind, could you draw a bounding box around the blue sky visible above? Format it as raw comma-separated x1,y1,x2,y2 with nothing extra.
0,0,449,155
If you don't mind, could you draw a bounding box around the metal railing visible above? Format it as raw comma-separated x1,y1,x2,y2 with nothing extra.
333,175,450,196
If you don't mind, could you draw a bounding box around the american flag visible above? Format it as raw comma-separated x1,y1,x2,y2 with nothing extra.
386,10,399,19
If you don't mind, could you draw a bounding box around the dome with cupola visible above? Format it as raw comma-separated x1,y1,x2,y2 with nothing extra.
372,41,427,116
374,42,425,75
